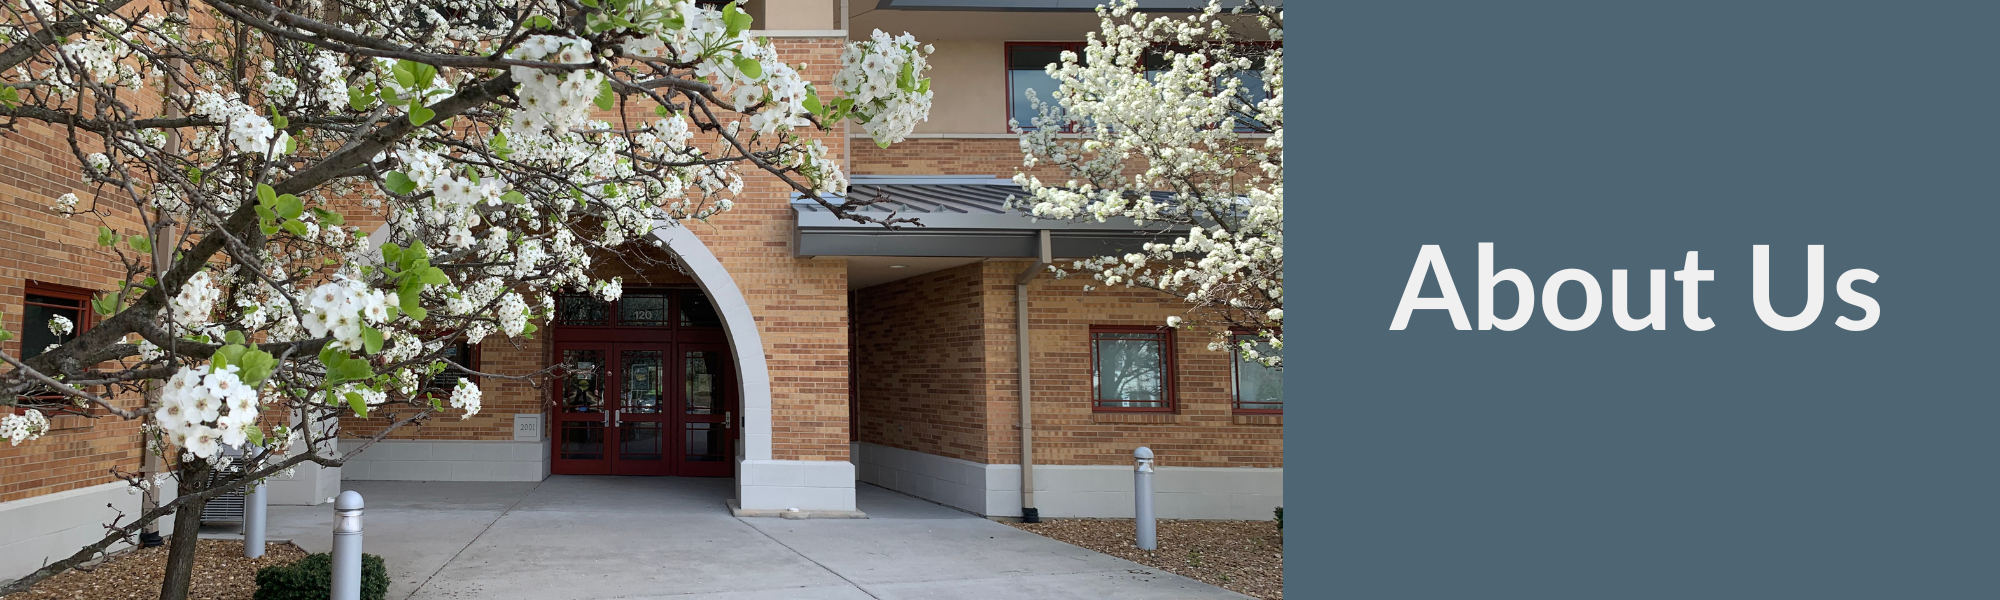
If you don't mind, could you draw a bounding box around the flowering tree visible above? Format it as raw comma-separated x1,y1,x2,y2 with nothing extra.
1012,0,1281,366
0,0,933,596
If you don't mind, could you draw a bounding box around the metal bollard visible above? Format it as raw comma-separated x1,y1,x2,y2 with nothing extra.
331,491,364,600
243,481,267,558
1134,446,1156,551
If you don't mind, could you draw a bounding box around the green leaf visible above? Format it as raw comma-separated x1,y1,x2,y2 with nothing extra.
595,80,615,111
412,62,437,89
273,115,288,129
127,235,152,254
380,242,403,265
654,105,672,118
91,293,117,316
286,135,297,154
225,330,246,345
213,343,247,368
732,56,762,80
361,324,384,355
409,106,436,126
918,77,930,94
722,1,752,35
384,171,416,195
526,15,554,29
898,60,915,92
801,89,824,116
96,226,116,246
393,60,415,89
281,220,310,237
348,87,375,111
257,184,276,206
238,349,275,386
245,426,266,447
418,266,449,286
331,358,373,383
186,166,202,184
501,191,527,204
313,208,346,226
274,194,303,219
346,391,368,417
399,286,428,322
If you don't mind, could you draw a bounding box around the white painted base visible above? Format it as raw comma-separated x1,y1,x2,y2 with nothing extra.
854,442,1283,520
0,482,178,585
736,458,857,512
337,439,551,482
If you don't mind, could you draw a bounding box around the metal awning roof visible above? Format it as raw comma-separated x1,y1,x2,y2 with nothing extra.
791,176,1174,259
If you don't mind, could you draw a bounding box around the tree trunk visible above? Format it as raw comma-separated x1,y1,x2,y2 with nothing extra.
158,459,209,600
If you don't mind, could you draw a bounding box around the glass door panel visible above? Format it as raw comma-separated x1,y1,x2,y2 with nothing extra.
611,348,671,475
676,345,733,477
552,348,612,474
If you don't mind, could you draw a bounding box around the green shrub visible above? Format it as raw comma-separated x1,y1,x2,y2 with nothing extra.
1274,506,1284,530
253,552,389,600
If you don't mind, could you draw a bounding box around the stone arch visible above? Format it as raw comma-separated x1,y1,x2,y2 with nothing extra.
365,221,774,468
645,222,773,464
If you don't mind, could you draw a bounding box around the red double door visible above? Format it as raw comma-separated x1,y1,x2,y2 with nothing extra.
551,340,736,476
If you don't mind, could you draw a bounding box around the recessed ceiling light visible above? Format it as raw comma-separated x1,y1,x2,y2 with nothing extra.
888,264,909,269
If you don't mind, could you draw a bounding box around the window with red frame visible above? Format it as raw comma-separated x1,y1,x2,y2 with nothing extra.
1090,325,1175,412
1230,332,1282,413
21,281,93,361
18,281,97,415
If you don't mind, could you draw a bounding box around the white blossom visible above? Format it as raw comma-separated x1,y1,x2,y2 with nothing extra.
1013,0,1282,365
2,409,48,445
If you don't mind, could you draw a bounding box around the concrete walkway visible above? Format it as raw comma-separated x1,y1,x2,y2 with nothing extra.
225,476,1249,600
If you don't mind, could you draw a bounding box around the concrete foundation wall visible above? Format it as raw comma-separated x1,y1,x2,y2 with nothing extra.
855,442,1281,520
0,481,177,585
736,458,858,512
337,440,550,482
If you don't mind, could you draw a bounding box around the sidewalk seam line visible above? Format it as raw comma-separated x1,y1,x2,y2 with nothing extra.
735,516,885,600
400,478,548,600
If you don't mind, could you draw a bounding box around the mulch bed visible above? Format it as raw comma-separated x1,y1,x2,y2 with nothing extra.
1011,518,1283,599
7,539,308,600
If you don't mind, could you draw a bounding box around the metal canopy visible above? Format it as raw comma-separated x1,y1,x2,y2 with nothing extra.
791,176,1175,259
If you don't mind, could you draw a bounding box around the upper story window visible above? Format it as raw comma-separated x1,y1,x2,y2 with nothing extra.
1231,332,1282,413
1008,41,1277,132
21,281,93,361
1091,325,1175,412
1007,42,1084,131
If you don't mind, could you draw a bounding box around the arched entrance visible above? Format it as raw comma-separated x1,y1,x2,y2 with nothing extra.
547,288,736,477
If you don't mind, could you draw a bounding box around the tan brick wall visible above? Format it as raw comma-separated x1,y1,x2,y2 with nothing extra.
0,120,152,502
853,263,989,462
336,39,855,463
855,261,1282,470
852,138,1025,177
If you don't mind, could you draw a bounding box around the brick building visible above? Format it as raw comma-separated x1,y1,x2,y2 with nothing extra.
0,0,1281,579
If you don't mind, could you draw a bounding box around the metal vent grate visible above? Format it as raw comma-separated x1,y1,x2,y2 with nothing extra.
198,448,248,524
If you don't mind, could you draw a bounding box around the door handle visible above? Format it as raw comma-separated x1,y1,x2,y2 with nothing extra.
613,410,622,428
724,411,732,429
602,411,610,427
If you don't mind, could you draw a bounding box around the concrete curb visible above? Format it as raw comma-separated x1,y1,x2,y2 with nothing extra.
726,500,867,519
